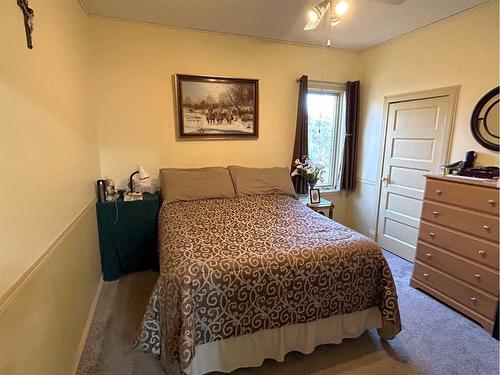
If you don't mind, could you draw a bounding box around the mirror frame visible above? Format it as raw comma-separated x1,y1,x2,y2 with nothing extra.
470,86,500,152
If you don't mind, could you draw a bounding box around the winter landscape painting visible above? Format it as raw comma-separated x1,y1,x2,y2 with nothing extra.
176,75,258,138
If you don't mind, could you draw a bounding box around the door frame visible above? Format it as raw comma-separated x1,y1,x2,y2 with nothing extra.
373,85,460,246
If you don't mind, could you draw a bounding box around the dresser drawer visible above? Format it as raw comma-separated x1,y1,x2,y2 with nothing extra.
425,178,499,216
416,242,499,296
419,221,499,269
421,201,499,242
413,261,497,320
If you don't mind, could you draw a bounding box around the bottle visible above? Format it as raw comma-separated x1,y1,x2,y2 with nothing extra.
96,180,106,203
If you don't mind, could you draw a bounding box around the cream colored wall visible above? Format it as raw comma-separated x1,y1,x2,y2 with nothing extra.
89,17,361,193
347,1,500,236
0,204,101,375
0,0,102,374
1,2,498,372
0,0,101,295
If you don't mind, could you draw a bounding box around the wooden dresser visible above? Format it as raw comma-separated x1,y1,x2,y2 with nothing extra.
410,175,499,333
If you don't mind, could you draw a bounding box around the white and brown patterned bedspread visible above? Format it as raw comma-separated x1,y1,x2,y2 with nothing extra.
135,194,401,374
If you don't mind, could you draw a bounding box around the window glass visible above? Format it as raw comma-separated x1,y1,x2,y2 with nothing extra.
307,91,342,188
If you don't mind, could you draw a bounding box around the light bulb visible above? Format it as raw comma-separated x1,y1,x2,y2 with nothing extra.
335,1,349,17
308,8,320,22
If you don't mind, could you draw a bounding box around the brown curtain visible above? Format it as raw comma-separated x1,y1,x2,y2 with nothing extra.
340,80,360,191
291,75,309,195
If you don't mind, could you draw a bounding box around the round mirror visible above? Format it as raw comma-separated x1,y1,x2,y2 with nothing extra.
471,86,500,152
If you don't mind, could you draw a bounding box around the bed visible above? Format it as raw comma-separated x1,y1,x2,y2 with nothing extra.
135,167,401,375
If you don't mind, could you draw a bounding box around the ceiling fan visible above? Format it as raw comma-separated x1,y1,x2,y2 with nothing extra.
304,0,406,30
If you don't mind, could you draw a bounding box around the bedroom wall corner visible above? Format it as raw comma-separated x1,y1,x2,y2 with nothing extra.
347,0,500,236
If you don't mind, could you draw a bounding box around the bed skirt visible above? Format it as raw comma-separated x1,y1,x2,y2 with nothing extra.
175,307,380,375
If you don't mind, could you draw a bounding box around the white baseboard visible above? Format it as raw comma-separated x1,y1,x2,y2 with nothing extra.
72,276,104,375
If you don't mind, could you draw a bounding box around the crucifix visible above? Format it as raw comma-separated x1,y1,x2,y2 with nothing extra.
17,0,34,49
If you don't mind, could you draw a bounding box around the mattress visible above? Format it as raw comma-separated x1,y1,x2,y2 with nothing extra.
135,194,401,374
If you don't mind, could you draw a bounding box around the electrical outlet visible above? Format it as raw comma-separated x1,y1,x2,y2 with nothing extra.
368,229,376,239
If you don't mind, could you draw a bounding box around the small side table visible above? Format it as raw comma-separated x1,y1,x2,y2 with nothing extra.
96,192,160,281
299,197,334,219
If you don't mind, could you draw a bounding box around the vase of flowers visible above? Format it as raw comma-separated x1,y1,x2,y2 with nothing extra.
291,158,324,191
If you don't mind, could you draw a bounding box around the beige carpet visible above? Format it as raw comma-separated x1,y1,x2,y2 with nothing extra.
77,251,499,375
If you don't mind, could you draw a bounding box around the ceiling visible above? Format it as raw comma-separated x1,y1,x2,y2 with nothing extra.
81,0,490,50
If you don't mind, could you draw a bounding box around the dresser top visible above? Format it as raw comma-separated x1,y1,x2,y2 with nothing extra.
426,174,499,189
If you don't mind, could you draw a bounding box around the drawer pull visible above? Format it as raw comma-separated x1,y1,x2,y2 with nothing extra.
474,274,481,279
478,250,486,257
423,273,429,279
432,211,439,216
436,189,443,195
429,232,436,238
488,199,495,205
470,297,477,304
483,225,490,231
426,252,432,258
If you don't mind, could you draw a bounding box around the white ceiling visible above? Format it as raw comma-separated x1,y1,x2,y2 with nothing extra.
81,0,489,50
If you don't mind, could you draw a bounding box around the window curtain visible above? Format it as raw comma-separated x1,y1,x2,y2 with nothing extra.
291,75,309,195
340,80,360,191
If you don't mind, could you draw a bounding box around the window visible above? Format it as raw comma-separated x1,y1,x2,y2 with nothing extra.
307,82,345,190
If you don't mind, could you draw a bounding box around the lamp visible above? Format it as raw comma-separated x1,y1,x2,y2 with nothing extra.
129,165,152,193
138,166,150,180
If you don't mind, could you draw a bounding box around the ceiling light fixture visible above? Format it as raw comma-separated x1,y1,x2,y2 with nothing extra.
307,7,321,22
329,16,340,26
304,0,330,30
304,0,348,31
334,0,349,17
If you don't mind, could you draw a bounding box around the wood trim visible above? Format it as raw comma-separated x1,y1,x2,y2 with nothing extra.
72,277,103,375
373,85,460,243
0,199,96,312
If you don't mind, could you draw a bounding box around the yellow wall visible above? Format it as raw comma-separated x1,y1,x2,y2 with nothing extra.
89,17,361,189
347,0,500,235
0,204,101,375
1,1,499,373
0,1,102,374
0,0,101,295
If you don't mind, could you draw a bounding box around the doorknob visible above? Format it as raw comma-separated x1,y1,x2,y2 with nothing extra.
382,175,390,187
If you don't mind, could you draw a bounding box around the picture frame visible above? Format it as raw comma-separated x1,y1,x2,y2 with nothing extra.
176,74,259,139
309,188,321,204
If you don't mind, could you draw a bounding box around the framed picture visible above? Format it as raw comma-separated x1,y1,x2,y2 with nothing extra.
309,188,321,204
176,74,259,138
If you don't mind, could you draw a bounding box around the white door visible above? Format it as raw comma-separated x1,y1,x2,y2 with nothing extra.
376,88,457,261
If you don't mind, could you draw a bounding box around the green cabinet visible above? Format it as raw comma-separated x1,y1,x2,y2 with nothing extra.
96,193,160,281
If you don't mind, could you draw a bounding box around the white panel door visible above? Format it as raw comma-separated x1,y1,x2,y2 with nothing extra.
377,94,454,261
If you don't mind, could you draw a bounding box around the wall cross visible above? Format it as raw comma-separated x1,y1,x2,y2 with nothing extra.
17,0,34,49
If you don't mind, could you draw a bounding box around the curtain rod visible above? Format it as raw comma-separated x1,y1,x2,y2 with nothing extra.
296,78,345,85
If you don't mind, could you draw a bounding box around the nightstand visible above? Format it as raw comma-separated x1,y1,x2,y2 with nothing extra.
299,196,334,219
96,192,160,281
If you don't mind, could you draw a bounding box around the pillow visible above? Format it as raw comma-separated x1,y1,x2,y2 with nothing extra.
160,167,236,203
228,166,296,198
